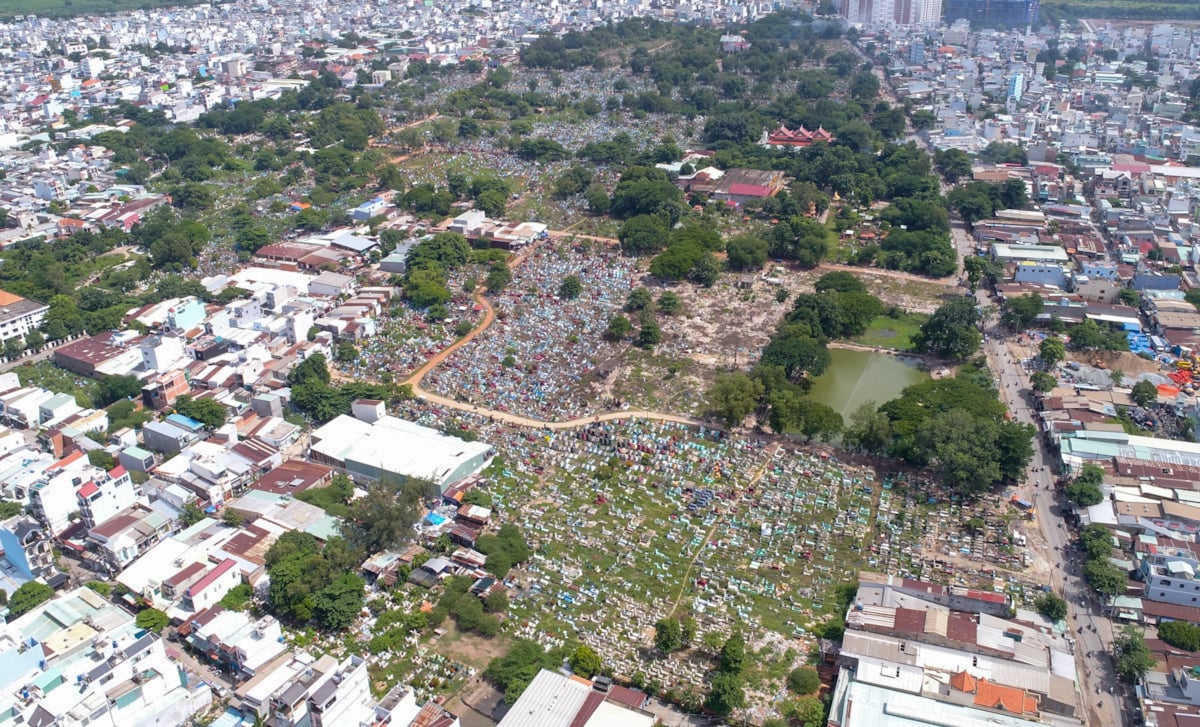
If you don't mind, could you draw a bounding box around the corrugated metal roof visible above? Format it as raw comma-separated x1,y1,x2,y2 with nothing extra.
499,669,590,727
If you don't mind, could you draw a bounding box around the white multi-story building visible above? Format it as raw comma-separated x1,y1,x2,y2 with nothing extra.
0,290,48,344
76,464,140,529
79,56,105,78
1141,554,1200,608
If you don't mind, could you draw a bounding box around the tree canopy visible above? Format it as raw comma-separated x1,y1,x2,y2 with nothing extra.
913,297,982,360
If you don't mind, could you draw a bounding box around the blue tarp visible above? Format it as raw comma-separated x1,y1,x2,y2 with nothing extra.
425,513,448,526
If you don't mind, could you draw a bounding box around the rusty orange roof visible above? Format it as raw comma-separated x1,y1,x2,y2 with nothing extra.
567,674,592,686
0,290,24,306
949,670,977,693
973,678,1038,715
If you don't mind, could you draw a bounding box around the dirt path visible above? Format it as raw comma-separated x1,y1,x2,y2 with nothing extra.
816,261,958,287
402,287,496,388
350,239,724,432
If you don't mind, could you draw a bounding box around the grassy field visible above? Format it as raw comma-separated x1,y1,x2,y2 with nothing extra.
0,0,221,18
852,312,928,352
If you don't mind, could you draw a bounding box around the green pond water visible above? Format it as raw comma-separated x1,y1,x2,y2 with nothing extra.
808,348,930,418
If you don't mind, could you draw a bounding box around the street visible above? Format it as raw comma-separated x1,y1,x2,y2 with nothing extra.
974,286,1125,727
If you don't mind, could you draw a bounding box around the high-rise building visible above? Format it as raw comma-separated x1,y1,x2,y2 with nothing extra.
1008,71,1026,102
840,0,895,25
895,0,942,24
944,0,1039,26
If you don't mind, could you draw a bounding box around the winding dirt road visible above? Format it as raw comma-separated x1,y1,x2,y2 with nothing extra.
381,244,721,432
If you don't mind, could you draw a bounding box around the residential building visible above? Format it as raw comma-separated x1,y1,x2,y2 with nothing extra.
0,290,47,344
498,669,653,727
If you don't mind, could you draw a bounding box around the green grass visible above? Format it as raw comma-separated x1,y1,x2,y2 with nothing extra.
0,0,221,18
851,312,928,352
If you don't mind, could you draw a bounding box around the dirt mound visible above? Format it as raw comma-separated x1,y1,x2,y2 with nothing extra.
1090,350,1161,375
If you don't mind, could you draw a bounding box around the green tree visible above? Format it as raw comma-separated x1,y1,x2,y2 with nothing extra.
1131,379,1158,408
913,297,981,360
1030,371,1057,393
842,401,892,453
85,580,112,597
705,673,746,716
558,275,582,300
135,607,170,633
179,502,206,526
657,292,683,316
485,263,512,293
1068,319,1127,352
719,631,747,674
655,617,683,652
342,477,430,554
87,450,116,471
484,589,509,613
173,395,226,428
486,640,562,704
288,353,331,387
1066,481,1104,507
849,70,880,100
618,215,669,257
636,317,661,349
23,329,44,352
920,409,1003,493
336,340,359,363
725,234,769,271
1084,559,1126,596
570,644,603,678
760,330,832,382
1002,294,1044,330
1079,523,1115,560
609,167,685,224
1112,625,1155,683
403,268,452,309
787,667,821,695
964,256,987,289
604,315,633,341
1076,464,1104,488
680,616,698,647
1034,593,1068,621
934,148,973,183
624,288,654,313
790,695,826,727
313,573,365,630
1158,621,1200,652
222,508,245,527
706,372,764,427
1040,337,1066,368
8,581,53,617
3,337,24,360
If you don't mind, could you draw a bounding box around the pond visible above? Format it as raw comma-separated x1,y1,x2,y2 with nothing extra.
808,348,930,418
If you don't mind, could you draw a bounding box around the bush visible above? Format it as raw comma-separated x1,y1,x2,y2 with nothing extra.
787,666,821,694
85,581,112,597
1035,593,1067,621
1159,621,1200,652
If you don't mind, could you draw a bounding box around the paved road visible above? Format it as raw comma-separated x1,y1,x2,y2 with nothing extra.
974,287,1125,727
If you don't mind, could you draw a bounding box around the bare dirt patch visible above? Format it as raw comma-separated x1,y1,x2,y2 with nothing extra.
432,623,510,670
